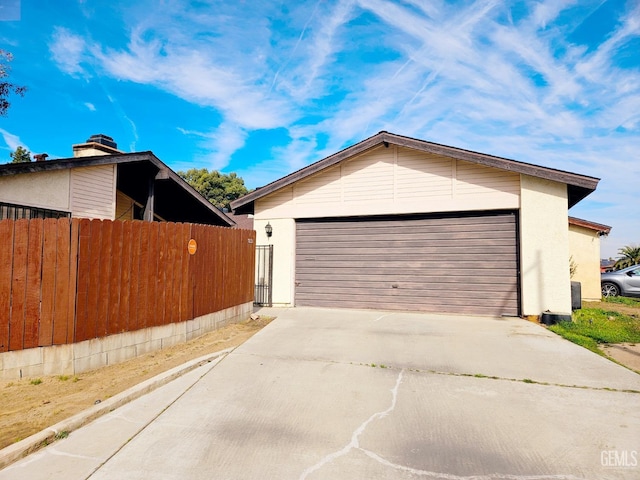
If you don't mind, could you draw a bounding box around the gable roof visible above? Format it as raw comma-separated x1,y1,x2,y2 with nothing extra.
569,216,611,236
231,131,600,214
0,152,235,227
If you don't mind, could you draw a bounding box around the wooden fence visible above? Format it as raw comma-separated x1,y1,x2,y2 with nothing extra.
0,218,255,352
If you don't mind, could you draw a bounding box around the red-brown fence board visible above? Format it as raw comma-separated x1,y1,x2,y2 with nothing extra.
9,220,29,350
179,223,191,322
1,219,255,354
86,220,103,340
118,221,133,334
96,220,112,338
107,221,123,336
128,221,142,332
53,219,70,345
137,222,150,330
146,222,159,329
74,219,91,342
24,220,44,349
39,219,58,346
0,220,14,352
66,219,80,344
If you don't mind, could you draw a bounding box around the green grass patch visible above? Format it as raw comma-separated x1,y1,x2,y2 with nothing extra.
549,308,640,354
29,378,43,385
603,296,640,307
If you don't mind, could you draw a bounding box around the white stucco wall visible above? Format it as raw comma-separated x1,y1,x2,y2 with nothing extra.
569,225,603,301
0,169,71,211
254,218,296,306
520,175,571,316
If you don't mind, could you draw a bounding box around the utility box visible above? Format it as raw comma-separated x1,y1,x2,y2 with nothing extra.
571,281,582,311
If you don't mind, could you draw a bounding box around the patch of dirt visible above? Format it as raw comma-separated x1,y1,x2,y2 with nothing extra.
583,300,640,374
584,300,640,318
601,343,640,373
0,316,273,451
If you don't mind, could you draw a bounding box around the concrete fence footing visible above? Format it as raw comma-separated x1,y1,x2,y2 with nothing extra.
0,302,252,381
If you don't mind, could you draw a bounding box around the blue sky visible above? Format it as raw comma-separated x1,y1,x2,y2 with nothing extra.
1,0,638,258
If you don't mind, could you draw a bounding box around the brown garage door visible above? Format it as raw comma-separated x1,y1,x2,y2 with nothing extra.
295,212,520,316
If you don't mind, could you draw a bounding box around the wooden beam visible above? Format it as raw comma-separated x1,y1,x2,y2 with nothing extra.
144,177,155,222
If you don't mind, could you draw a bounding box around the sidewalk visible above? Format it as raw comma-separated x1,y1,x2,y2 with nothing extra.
0,349,231,479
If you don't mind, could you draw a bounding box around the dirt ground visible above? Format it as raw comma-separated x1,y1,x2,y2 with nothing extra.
0,315,273,451
1,303,639,453
583,300,640,373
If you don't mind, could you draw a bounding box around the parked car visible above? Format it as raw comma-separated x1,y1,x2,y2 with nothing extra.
601,264,640,298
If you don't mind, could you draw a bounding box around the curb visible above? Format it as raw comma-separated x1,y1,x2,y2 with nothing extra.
0,347,234,470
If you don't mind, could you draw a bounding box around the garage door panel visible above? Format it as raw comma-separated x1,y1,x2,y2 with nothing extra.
296,212,520,316
297,237,516,251
295,287,518,301
296,266,517,278
299,229,516,242
301,297,518,314
296,260,518,271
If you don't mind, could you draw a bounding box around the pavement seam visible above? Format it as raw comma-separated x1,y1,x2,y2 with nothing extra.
234,352,640,394
0,348,234,471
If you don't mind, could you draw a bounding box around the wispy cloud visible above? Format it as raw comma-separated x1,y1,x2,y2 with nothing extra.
0,128,27,152
49,27,88,76
43,0,640,254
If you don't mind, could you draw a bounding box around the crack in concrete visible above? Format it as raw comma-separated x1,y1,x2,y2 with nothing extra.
299,367,588,480
299,369,404,480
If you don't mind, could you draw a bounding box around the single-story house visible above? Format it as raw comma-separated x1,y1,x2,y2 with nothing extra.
0,134,234,227
232,131,602,318
568,217,611,301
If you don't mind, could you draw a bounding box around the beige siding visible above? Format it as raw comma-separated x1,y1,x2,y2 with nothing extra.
255,145,520,220
70,165,116,220
342,148,394,202
115,190,135,221
0,169,71,211
569,225,603,301
396,149,452,199
295,166,341,206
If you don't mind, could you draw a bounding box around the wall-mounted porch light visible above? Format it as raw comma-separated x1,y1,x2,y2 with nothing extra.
265,222,273,238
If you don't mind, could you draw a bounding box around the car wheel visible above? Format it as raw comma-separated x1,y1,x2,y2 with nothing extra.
602,282,620,298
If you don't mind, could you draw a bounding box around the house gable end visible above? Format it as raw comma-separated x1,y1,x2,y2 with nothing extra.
232,131,599,214
255,144,520,219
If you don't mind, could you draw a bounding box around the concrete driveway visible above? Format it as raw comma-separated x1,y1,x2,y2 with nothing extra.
3,307,639,479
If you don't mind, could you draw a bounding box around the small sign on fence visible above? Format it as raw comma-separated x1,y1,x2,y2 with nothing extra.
188,239,197,255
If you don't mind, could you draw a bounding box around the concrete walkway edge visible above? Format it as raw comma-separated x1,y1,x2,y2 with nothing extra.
0,347,234,470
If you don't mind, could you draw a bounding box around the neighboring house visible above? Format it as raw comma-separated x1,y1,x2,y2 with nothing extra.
232,131,601,318
0,134,234,227
600,259,616,273
568,217,611,301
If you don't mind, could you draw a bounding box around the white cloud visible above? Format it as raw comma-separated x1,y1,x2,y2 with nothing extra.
178,123,248,171
84,102,96,111
49,27,88,76
0,128,27,152
43,0,639,254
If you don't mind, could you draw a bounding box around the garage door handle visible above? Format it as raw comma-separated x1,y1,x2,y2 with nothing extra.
391,284,399,288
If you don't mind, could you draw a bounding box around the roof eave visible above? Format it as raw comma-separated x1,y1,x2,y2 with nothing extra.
0,153,235,226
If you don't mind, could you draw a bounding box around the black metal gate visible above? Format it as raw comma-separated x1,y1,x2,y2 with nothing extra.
255,245,273,306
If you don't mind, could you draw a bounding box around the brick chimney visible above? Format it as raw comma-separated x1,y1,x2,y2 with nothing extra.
72,134,123,157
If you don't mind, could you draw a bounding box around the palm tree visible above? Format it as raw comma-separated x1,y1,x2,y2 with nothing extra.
614,245,640,270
